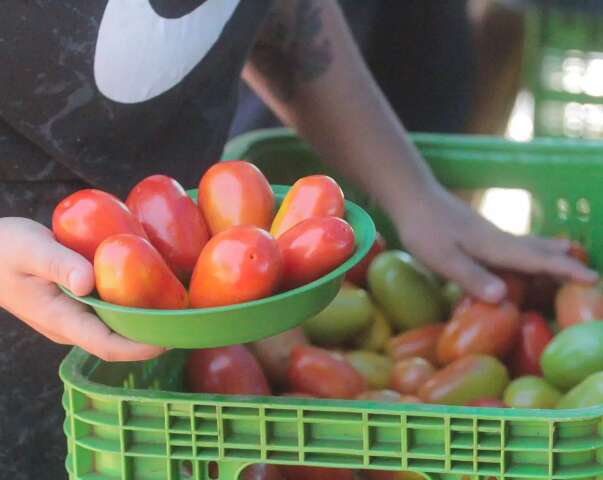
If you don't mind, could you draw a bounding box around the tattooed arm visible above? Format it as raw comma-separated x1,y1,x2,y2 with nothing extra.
243,0,595,300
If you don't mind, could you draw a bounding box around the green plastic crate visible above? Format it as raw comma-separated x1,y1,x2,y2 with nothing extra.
62,130,603,480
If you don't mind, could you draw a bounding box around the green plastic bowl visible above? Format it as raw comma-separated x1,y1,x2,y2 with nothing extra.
61,185,375,348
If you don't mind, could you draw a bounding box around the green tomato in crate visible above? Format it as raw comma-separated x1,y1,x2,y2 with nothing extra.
442,281,464,311
344,351,393,389
368,250,446,330
418,354,509,405
557,371,603,409
541,321,603,390
503,376,562,409
303,284,374,346
351,307,393,352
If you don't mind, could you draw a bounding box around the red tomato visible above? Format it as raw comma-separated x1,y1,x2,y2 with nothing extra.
555,281,603,329
189,226,283,308
436,299,520,365
287,345,366,399
466,398,507,408
280,466,354,480
509,312,554,377
270,175,345,238
198,161,274,235
386,324,446,366
240,465,285,480
278,216,355,290
346,232,386,287
94,234,188,309
494,270,527,307
185,345,271,395
53,189,147,261
389,357,436,395
524,274,559,314
126,175,209,281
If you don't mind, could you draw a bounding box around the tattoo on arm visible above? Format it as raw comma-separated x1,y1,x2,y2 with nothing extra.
250,0,333,102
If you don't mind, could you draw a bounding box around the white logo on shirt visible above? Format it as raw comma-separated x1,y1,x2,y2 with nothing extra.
94,0,241,104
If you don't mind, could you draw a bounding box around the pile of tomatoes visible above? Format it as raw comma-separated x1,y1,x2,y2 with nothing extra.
184,237,603,480
52,162,356,309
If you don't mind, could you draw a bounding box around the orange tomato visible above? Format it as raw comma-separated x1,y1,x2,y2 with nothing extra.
270,175,344,238
555,281,603,329
389,357,436,395
126,175,209,281
198,161,274,235
385,324,445,366
53,189,147,261
436,299,520,365
278,216,355,290
346,232,386,287
94,234,188,309
189,226,283,308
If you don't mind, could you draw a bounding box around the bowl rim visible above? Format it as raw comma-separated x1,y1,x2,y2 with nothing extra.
60,184,376,315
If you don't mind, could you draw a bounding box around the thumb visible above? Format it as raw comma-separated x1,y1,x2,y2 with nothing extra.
21,233,95,296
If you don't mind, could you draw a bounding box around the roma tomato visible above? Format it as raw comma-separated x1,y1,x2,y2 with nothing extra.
509,312,554,377
419,355,509,405
287,345,366,399
345,351,392,389
94,234,188,309
126,175,209,281
466,398,507,408
389,357,436,395
240,465,284,480
557,371,603,409
189,226,283,308
278,216,355,290
386,324,446,366
364,470,427,480
555,281,603,329
198,161,274,235
436,299,520,365
53,189,147,261
356,390,413,403
346,232,386,287
270,175,345,238
280,466,354,480
185,345,271,395
442,282,464,312
352,307,393,352
503,376,561,409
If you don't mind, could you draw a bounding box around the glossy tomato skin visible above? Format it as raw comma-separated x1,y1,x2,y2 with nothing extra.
419,355,509,405
557,371,603,409
356,389,407,403
185,345,271,395
53,189,147,261
198,161,274,235
467,398,507,408
240,464,284,480
386,324,445,366
555,281,603,329
126,175,209,281
509,312,554,377
278,216,355,290
389,357,436,395
345,351,392,390
437,299,520,365
503,376,562,409
94,234,188,309
280,466,354,480
287,345,366,399
346,232,386,287
189,226,283,308
270,175,345,238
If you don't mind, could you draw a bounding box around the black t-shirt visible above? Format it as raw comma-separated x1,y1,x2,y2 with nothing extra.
0,2,271,478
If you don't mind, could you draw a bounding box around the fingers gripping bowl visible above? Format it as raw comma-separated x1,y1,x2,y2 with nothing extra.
60,185,375,348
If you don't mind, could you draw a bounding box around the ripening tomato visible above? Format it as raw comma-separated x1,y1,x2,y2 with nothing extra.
126,175,209,281
189,226,283,308
94,234,188,309
185,345,271,395
555,281,603,329
503,376,561,409
466,398,507,408
345,351,393,390
436,299,520,365
270,175,345,238
346,232,386,287
198,161,274,235
280,466,354,480
53,189,147,261
287,345,366,399
389,357,436,395
356,389,410,403
240,465,284,480
509,312,554,377
278,216,355,290
386,324,446,366
494,269,527,307
364,470,427,480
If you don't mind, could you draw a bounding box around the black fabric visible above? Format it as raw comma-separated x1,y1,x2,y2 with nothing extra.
0,1,272,477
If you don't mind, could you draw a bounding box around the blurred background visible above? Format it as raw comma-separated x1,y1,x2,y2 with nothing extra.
231,0,603,238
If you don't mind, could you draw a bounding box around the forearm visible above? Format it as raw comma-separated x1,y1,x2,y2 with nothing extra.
244,0,440,222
